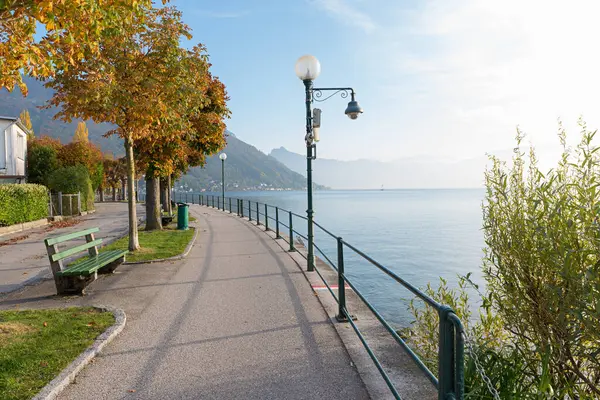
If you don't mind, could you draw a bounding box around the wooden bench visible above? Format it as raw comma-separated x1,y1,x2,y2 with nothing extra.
44,227,127,295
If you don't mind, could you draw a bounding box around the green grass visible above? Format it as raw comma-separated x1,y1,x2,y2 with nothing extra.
189,216,197,222
94,225,194,263
0,307,114,400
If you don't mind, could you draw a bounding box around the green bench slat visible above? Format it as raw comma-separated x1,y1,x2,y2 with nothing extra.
45,228,100,246
51,239,103,262
57,250,128,277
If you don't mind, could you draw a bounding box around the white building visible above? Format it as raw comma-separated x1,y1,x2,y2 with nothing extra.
0,116,29,183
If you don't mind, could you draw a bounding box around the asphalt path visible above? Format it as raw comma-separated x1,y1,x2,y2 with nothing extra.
1,205,369,399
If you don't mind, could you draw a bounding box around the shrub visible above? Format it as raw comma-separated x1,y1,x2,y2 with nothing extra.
48,165,95,211
406,121,600,399
0,184,48,226
483,123,600,397
27,145,59,186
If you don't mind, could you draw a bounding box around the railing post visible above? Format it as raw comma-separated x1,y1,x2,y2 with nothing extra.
212,195,214,208
438,306,457,400
336,237,348,322
248,201,252,222
185,193,188,203
264,204,269,230
256,202,260,225
239,199,242,217
275,207,281,238
229,198,232,213
288,212,294,251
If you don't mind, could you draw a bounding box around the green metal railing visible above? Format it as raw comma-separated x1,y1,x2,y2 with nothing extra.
172,193,465,400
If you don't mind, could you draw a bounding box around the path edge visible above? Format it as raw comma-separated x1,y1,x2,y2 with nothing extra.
32,306,127,400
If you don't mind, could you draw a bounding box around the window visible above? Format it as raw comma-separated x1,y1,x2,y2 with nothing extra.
17,133,24,159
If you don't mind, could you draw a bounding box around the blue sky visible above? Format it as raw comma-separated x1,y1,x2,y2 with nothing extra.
174,0,600,163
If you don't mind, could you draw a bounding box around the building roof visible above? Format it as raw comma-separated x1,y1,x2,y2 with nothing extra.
0,116,32,136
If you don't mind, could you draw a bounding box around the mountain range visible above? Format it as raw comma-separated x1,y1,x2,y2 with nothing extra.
269,147,487,189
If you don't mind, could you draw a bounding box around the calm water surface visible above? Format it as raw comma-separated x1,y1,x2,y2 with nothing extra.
191,189,485,325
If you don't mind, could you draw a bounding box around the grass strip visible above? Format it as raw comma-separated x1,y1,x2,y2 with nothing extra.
0,307,114,400
94,225,194,263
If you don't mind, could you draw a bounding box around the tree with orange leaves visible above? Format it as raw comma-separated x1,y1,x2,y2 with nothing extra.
134,49,230,230
44,6,205,251
0,0,162,95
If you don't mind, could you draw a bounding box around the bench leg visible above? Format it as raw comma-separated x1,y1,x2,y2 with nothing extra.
54,273,97,296
98,256,125,275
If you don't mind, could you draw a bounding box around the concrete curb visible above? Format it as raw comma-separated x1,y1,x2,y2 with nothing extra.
32,306,127,400
123,225,198,265
0,218,49,238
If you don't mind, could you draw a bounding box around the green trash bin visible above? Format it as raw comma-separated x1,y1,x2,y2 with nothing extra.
177,203,189,230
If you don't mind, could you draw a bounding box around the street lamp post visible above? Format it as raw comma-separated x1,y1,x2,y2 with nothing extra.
295,55,363,272
219,152,227,211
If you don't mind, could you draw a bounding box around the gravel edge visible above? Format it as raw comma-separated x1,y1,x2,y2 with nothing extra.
32,306,127,400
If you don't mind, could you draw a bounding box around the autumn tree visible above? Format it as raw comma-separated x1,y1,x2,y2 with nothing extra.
19,109,34,139
132,46,229,230
73,121,89,143
0,0,160,95
58,141,104,190
45,6,198,250
103,158,127,201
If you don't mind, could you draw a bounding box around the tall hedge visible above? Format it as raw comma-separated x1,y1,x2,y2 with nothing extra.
0,184,48,226
48,165,95,211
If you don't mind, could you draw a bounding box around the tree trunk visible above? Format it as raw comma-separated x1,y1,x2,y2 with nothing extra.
167,175,172,214
112,187,116,202
125,136,139,251
145,175,162,231
99,187,104,202
121,180,127,201
160,177,168,213
135,179,139,203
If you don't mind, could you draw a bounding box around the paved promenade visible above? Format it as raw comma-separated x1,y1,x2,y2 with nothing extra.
0,202,144,294
0,205,369,399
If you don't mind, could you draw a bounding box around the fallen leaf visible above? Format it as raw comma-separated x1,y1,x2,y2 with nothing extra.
22,272,28,275
128,389,136,393
43,322,48,327
86,322,96,327
40,361,48,367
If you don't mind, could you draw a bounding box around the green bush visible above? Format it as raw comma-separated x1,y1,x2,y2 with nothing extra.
0,184,48,226
27,145,59,187
48,165,95,211
405,121,600,399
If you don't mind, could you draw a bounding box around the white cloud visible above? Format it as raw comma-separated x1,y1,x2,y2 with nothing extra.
378,0,600,160
310,0,376,33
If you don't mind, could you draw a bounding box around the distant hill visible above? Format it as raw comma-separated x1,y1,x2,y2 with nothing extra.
176,134,326,192
0,77,322,191
269,147,487,189
0,77,123,155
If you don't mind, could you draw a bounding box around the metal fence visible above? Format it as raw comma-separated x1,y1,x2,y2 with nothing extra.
49,192,82,217
174,193,465,400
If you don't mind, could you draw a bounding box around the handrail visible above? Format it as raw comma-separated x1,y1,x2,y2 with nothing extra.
180,193,465,400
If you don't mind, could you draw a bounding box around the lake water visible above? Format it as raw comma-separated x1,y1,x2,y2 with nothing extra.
182,189,486,326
